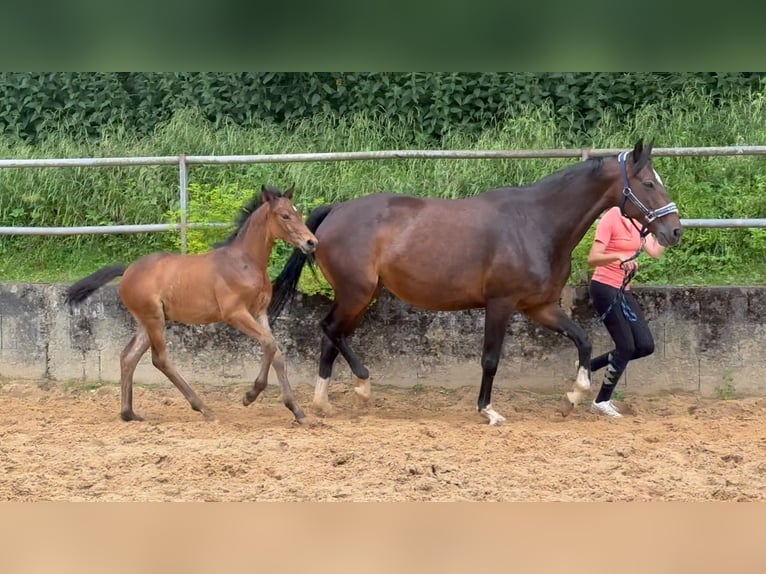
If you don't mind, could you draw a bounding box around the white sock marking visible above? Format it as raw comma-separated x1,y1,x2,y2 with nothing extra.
575,366,591,392
313,377,330,404
480,404,507,426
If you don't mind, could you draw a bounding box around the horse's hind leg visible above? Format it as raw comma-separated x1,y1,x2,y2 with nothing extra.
143,317,214,420
119,328,150,421
316,287,377,413
313,333,340,415
227,310,305,423
525,302,593,416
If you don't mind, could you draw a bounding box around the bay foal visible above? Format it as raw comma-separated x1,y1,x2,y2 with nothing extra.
66,186,317,423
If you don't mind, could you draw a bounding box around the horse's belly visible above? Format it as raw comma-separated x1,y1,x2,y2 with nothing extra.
381,271,485,311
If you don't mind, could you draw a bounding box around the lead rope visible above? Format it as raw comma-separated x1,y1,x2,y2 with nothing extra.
598,238,645,324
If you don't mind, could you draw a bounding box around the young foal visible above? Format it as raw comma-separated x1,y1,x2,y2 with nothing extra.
65,186,318,423
268,140,683,424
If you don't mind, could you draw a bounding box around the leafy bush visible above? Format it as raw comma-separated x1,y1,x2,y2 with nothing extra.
1,72,765,144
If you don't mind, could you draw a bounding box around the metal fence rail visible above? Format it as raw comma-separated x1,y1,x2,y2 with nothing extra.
1,147,765,249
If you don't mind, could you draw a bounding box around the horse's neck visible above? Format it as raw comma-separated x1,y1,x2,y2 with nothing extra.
233,206,274,267
535,162,619,254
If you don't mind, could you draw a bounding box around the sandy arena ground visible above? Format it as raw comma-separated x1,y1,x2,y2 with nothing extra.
1,378,765,501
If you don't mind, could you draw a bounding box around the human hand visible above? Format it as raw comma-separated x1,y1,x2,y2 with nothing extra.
619,258,639,272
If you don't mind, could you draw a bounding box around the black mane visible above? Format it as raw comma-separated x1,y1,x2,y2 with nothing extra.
215,186,284,248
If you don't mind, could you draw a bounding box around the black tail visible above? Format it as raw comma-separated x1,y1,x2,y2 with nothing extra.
268,204,335,325
64,265,127,306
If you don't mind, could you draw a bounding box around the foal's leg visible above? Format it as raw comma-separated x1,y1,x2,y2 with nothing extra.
524,302,593,416
119,328,150,421
477,299,514,426
144,317,214,420
243,313,275,406
227,310,305,423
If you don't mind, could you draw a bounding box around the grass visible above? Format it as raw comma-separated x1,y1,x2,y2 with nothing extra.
715,371,738,400
3,89,766,288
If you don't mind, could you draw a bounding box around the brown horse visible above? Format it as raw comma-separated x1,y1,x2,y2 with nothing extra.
65,185,318,423
268,140,683,424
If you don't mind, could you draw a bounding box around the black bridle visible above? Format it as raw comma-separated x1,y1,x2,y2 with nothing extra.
599,152,679,324
617,150,679,238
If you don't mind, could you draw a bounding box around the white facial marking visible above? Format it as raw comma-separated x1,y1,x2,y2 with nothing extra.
575,366,591,392
652,168,664,187
292,205,298,212
480,404,507,426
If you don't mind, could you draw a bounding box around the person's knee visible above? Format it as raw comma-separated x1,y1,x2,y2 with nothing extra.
633,339,655,359
613,344,635,366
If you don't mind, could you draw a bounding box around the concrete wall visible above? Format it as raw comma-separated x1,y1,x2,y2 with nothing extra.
0,282,763,397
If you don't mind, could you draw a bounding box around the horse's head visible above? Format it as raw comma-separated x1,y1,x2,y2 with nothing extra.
262,185,318,254
618,139,683,247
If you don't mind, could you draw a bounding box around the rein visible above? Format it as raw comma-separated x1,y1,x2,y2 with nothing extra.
598,152,679,324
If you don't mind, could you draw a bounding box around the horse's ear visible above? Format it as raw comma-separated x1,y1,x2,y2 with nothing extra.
284,187,294,200
645,139,654,158
261,185,275,204
632,138,644,163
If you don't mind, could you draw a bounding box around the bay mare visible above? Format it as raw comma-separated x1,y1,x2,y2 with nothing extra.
268,140,682,424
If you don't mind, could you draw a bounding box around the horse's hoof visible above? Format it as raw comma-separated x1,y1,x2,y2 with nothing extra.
243,393,255,407
120,410,144,422
311,401,336,417
559,397,575,417
480,405,507,426
353,380,371,402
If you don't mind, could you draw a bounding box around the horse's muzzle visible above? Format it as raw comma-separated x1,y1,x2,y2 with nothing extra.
657,225,683,247
300,238,318,254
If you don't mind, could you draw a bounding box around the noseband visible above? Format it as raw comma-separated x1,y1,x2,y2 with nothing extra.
617,151,678,237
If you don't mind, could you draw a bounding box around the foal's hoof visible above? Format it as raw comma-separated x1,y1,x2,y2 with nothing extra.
120,410,144,422
201,410,217,423
192,403,216,422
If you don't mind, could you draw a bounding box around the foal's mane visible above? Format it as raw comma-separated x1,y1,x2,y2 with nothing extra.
216,186,285,248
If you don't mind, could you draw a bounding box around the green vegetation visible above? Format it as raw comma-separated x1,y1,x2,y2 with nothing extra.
2,83,766,291
3,72,763,144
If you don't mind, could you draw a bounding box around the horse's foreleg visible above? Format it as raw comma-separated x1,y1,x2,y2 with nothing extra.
227,310,305,423
478,299,514,426
243,314,274,407
525,302,593,416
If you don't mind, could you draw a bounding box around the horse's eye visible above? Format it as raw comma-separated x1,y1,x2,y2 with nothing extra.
643,180,655,189
281,213,290,220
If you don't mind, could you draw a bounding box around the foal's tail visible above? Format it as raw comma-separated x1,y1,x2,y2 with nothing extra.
64,265,127,306
268,204,334,324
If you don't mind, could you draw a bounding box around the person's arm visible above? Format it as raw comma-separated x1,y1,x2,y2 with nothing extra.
587,241,638,271
643,234,665,259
